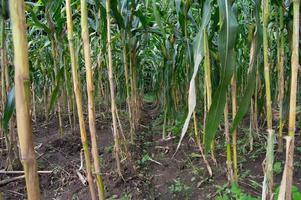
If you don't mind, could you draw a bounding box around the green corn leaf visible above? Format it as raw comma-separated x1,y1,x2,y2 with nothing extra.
2,87,15,135
134,9,149,28
230,1,262,134
28,9,51,35
174,0,211,155
152,0,165,37
204,0,238,151
175,0,185,36
48,85,59,114
230,63,256,134
48,67,64,114
175,0,181,14
111,0,124,29
230,35,261,134
96,1,107,47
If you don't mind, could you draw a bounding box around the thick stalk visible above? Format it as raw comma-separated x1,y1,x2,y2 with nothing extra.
106,0,122,177
231,75,238,182
262,0,274,199
9,1,41,199
278,1,299,199
65,1,97,199
80,0,105,198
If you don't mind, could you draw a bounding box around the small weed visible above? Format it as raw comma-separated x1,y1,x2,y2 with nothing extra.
120,193,132,200
275,185,301,200
144,141,153,146
296,147,301,154
169,178,191,198
241,170,251,179
249,180,261,190
295,161,301,168
105,145,114,153
273,161,282,175
108,193,132,200
138,153,152,167
215,183,259,200
187,153,203,176
71,194,79,200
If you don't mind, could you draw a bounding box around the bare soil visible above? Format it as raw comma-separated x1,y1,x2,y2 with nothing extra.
1,103,301,199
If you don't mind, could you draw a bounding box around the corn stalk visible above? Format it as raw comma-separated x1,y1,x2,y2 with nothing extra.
262,0,274,199
9,0,41,199
224,98,233,182
231,75,237,182
106,0,122,177
277,5,285,152
278,0,299,199
65,0,97,199
80,0,105,198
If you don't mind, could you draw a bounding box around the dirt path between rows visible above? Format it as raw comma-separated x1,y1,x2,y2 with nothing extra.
1,103,301,199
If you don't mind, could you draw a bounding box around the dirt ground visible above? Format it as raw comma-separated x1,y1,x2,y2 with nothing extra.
1,103,301,199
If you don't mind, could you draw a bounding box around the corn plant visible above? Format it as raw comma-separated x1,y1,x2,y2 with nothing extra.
0,0,300,199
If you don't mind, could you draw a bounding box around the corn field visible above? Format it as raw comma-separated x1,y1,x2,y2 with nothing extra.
0,0,301,199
